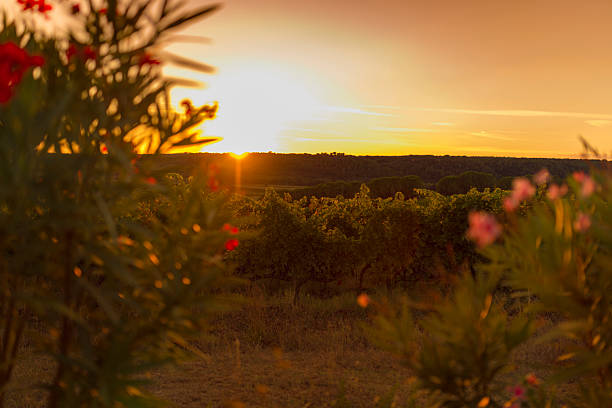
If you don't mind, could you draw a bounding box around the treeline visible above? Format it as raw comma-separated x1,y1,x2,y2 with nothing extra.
286,175,424,199
282,170,562,199
147,152,594,187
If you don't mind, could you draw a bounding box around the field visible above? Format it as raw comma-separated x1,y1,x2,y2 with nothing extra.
7,287,578,408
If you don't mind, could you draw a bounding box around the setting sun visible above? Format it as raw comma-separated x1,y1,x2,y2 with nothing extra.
171,64,322,155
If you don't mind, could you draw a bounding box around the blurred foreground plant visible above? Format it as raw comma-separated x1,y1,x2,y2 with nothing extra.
368,147,610,407
0,1,236,407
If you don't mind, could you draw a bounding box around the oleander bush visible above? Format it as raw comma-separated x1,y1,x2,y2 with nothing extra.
368,155,611,407
0,1,237,407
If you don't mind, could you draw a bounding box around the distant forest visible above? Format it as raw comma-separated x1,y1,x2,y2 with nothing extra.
148,153,599,194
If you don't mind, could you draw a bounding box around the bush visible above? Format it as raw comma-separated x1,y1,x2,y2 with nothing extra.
368,160,611,407
0,1,236,406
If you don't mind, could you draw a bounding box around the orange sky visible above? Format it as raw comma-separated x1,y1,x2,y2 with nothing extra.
166,0,612,157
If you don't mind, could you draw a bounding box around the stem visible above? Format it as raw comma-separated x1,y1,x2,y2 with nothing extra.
47,231,75,408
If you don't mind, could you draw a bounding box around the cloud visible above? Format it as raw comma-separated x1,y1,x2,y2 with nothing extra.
371,127,437,133
585,120,612,127
432,122,454,126
324,106,394,117
417,108,612,120
468,131,516,141
361,104,403,111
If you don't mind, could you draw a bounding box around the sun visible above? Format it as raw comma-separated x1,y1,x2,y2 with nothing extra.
174,64,322,155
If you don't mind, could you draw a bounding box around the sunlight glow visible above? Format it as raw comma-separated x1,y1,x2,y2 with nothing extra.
230,152,249,160
195,65,321,155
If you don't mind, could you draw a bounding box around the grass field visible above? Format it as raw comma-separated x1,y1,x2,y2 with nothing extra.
6,287,577,408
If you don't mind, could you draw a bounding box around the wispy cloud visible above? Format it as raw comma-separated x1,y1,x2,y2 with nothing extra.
324,106,394,117
293,137,401,145
585,119,612,127
432,122,454,126
371,127,437,133
361,104,403,111
417,108,612,120
468,130,518,141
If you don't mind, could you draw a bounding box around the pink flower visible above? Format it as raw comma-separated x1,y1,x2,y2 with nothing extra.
547,184,567,200
573,212,591,233
573,171,586,183
534,169,550,185
503,196,519,212
467,211,502,248
580,176,596,197
511,178,535,202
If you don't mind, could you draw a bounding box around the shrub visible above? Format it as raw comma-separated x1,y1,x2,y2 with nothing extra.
0,1,234,406
368,160,611,407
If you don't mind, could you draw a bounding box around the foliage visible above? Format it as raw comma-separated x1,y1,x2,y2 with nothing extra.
229,185,512,297
368,160,611,407
141,152,593,188
436,171,497,195
483,162,612,407
369,270,532,408
0,1,233,407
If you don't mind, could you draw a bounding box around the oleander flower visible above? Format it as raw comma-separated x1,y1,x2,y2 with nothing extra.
573,212,591,233
138,53,161,67
533,169,550,185
511,178,535,202
0,42,45,104
547,184,568,200
224,238,239,251
467,211,502,248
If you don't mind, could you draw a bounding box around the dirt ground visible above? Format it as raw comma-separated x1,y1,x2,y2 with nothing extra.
150,348,413,408
4,292,576,408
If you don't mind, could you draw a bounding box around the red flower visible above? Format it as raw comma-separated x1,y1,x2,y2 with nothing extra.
17,0,37,10
99,7,107,14
222,223,239,235
0,41,45,104
181,99,193,116
512,386,525,399
138,53,160,67
146,177,157,185
66,44,96,63
29,55,44,67
66,44,78,61
71,3,80,14
224,239,239,251
37,0,52,13
207,176,219,192
83,46,96,61
17,0,52,14
525,373,539,386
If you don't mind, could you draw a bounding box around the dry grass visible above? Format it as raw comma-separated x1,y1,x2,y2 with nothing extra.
6,287,579,408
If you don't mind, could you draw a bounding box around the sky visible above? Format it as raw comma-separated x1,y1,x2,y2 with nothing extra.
164,0,612,157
